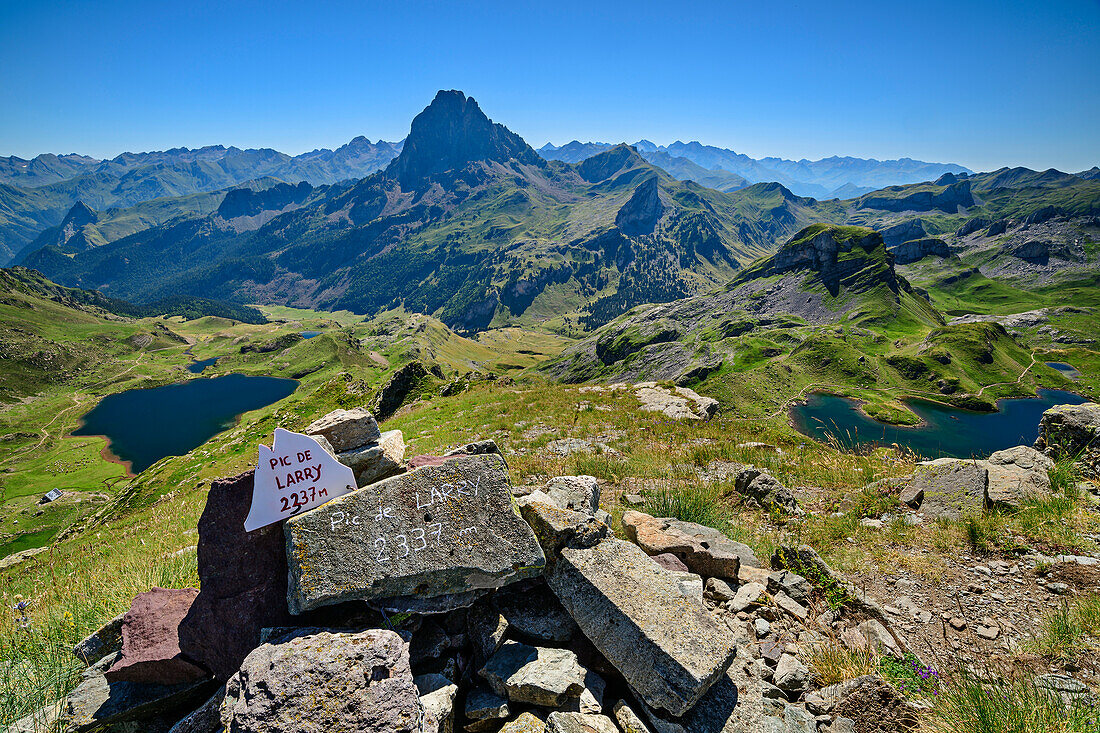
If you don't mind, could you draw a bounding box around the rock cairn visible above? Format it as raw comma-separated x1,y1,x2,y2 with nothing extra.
50,404,1007,733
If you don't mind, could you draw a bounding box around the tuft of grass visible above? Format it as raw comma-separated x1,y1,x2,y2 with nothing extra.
1048,458,1081,498
0,511,199,728
926,668,1098,733
805,638,877,687
642,482,732,531
1029,594,1100,662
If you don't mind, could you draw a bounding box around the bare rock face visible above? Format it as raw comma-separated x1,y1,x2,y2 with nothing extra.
373,360,431,419
285,454,545,614
547,538,737,717
616,176,664,235
1036,402,1100,476
221,629,421,732
178,470,293,681
105,588,206,685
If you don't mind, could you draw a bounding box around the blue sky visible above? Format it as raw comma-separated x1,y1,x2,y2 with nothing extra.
1,0,1098,172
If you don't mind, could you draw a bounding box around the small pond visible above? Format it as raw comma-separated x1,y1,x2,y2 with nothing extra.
187,357,219,374
789,388,1088,459
1046,362,1081,380
73,374,298,473
300,331,322,339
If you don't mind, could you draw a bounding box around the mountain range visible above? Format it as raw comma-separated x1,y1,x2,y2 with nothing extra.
539,140,973,198
12,90,1100,336
0,138,400,263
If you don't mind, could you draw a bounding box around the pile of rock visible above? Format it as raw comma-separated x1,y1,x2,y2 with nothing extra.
49,405,919,733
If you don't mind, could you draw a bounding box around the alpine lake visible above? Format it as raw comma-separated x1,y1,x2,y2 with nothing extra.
790,388,1088,459
73,374,299,473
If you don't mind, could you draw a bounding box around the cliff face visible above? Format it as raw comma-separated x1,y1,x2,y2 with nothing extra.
858,179,974,213
615,176,664,235
890,237,951,265
383,90,544,188
736,224,898,296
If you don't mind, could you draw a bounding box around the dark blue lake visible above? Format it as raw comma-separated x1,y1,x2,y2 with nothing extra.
300,331,322,339
789,388,1088,459
74,374,298,473
187,357,219,374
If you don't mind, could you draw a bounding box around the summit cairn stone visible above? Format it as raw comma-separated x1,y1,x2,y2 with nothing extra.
221,629,420,732
306,407,407,486
547,538,737,717
178,470,293,681
285,453,545,614
304,407,382,452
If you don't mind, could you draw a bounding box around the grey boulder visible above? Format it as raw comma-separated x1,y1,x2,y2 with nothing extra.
305,407,382,452
337,429,407,486
911,459,987,520
480,641,588,707
221,629,420,732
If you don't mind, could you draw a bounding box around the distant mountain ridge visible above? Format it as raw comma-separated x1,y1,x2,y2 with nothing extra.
0,138,401,264
539,140,972,199
25,91,851,333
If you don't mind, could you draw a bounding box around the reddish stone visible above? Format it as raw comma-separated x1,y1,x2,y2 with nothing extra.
651,553,690,573
178,470,293,680
105,587,206,685
408,454,455,469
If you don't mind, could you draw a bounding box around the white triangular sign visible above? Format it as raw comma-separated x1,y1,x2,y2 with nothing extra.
244,428,357,531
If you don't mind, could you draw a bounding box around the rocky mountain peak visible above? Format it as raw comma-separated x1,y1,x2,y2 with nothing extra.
384,90,544,188
62,201,98,228
576,144,648,183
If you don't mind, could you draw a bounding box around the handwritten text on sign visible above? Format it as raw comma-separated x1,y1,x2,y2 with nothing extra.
244,428,356,531
327,474,483,565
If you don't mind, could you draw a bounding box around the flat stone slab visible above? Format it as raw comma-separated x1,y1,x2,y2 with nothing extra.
548,538,737,717
285,454,545,614
60,654,212,733
912,459,987,520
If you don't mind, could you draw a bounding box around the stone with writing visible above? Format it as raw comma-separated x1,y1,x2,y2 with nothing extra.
284,453,546,614
244,428,357,532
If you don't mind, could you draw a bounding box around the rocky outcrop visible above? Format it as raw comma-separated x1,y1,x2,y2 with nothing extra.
616,176,664,235
878,219,927,247
956,217,991,236
1036,402,1100,476
858,179,974,213
373,360,431,419
890,237,950,264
